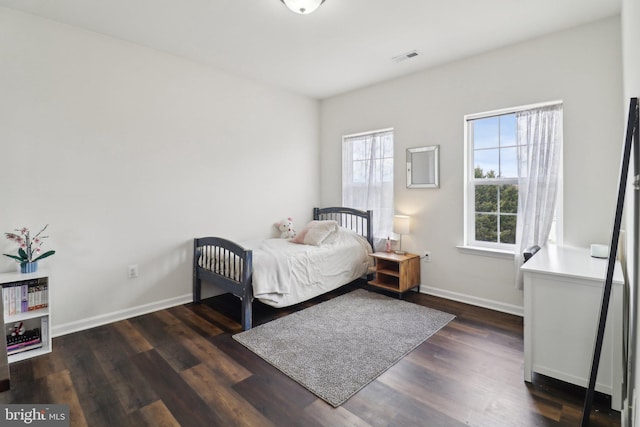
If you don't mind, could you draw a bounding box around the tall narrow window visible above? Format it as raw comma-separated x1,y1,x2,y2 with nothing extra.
342,128,394,248
469,113,520,248
464,102,562,253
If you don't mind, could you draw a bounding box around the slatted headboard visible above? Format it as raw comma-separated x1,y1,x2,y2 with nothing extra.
313,207,373,249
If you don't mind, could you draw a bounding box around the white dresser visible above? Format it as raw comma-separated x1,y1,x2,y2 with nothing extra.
520,245,624,410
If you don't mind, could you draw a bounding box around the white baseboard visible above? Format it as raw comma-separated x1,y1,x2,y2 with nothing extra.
420,285,524,317
51,287,521,337
52,294,193,337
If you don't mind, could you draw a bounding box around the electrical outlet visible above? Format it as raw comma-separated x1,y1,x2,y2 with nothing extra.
423,251,431,262
128,264,139,278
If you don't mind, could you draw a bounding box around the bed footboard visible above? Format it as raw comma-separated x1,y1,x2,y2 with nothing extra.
193,237,253,330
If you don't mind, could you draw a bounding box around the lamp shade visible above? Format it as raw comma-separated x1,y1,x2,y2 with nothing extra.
393,215,411,235
280,0,325,14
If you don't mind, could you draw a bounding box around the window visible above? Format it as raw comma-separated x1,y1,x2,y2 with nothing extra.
467,113,520,249
342,128,394,245
464,103,563,253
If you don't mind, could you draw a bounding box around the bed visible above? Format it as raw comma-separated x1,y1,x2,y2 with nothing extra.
193,207,374,330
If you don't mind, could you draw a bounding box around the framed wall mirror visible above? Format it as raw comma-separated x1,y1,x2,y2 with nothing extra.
407,145,439,188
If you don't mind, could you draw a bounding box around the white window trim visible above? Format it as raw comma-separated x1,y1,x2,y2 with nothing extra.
461,101,563,256
343,127,394,140
464,100,562,121
455,244,515,259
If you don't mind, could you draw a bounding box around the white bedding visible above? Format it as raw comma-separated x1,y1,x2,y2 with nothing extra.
239,228,373,308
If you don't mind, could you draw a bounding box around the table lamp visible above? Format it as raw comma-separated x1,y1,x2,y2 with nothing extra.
393,215,410,255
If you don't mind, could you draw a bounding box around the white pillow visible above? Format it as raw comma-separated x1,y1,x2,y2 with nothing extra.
290,220,339,246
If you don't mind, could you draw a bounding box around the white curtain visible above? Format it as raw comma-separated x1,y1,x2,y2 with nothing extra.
514,104,563,289
342,130,394,251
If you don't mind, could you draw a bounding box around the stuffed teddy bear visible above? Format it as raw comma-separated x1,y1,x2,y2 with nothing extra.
275,217,297,239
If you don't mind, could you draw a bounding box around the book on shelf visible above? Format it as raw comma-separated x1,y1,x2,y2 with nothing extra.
7,338,42,355
8,342,43,356
2,277,48,317
6,326,42,356
40,317,49,345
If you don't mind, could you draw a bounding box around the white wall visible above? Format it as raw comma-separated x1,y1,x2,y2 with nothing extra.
320,17,623,313
0,7,320,334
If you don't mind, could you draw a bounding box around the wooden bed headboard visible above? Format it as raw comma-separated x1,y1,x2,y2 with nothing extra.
313,207,373,249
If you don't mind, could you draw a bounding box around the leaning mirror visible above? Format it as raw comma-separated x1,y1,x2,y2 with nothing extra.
407,145,439,188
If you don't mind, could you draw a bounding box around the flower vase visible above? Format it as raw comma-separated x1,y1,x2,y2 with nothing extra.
20,261,38,274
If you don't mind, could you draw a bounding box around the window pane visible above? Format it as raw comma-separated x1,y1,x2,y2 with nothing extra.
352,139,368,160
353,160,367,183
500,184,518,214
474,149,499,178
475,214,497,242
499,146,518,178
373,139,383,158
516,144,529,178
499,114,516,147
350,185,367,207
382,136,393,157
382,158,393,182
472,117,499,149
371,159,388,181
475,185,497,213
500,215,517,244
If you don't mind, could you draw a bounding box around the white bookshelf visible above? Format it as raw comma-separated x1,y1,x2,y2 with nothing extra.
0,270,51,363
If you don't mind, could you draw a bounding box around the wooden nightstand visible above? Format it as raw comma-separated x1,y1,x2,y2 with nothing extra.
368,252,421,296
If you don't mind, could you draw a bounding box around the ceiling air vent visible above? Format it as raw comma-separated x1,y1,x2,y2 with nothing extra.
392,50,420,63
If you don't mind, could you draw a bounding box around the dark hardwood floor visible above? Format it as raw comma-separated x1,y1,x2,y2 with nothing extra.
0,281,621,426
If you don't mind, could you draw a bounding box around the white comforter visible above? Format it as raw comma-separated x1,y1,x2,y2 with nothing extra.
241,228,373,307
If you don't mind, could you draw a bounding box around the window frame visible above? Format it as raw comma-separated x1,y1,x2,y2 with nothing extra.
462,101,563,255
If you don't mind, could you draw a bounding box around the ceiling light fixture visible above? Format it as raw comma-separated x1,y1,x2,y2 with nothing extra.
280,0,326,15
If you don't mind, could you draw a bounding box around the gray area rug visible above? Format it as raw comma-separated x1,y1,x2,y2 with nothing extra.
233,289,455,407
